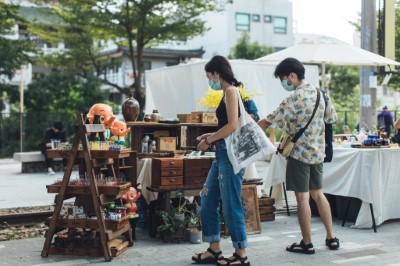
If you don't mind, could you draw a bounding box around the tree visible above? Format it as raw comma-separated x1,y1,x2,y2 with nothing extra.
0,3,36,111
24,70,115,114
30,0,230,109
326,65,360,132
228,32,274,60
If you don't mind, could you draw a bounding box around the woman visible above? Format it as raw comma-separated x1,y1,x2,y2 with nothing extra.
192,55,250,266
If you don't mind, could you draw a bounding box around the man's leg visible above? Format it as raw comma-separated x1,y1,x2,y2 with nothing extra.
295,191,312,244
310,189,335,240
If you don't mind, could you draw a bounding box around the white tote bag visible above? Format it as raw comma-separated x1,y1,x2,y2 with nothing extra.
224,90,276,174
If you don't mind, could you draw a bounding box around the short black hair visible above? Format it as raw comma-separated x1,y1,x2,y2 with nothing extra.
54,121,64,130
273,57,305,80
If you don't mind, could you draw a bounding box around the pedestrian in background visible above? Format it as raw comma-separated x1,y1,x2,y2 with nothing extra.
377,105,394,136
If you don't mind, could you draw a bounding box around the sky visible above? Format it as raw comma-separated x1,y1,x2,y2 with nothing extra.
292,0,362,45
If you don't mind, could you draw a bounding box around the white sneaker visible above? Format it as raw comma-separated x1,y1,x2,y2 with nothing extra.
48,167,55,175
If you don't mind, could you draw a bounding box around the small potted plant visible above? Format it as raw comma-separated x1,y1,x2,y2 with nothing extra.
187,211,202,244
173,189,187,222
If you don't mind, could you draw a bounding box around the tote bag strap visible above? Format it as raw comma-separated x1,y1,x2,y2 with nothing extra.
292,88,321,143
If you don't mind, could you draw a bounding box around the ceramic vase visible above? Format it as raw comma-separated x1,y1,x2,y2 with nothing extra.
122,92,140,122
151,109,161,122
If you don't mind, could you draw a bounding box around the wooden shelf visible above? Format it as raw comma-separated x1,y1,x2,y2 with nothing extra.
46,182,131,196
50,216,130,230
42,114,134,262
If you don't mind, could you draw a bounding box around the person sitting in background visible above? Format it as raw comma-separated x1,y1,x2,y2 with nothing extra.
39,121,67,175
392,117,400,143
243,99,260,122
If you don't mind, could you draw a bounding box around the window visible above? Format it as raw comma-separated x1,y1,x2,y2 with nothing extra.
264,15,272,23
252,14,260,22
236,13,250,31
273,16,287,34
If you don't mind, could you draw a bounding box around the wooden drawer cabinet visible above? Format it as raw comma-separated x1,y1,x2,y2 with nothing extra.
152,158,183,188
184,158,212,186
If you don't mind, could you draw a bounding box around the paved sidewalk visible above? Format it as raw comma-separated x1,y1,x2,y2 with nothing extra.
1,159,400,265
1,213,400,265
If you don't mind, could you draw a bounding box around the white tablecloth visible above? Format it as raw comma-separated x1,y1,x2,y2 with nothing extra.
265,148,400,228
137,158,157,204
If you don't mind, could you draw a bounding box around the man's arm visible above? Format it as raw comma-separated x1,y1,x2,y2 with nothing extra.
257,119,272,131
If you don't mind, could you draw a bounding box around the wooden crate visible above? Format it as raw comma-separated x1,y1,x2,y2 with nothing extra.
177,114,201,123
156,137,177,151
109,239,130,257
258,196,276,222
191,112,218,124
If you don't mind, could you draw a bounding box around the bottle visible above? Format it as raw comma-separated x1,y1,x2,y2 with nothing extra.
151,109,161,122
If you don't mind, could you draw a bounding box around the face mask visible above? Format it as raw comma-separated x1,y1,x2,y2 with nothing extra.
281,79,295,91
209,79,222,90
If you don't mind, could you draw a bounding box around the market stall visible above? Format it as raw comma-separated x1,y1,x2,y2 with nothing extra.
263,147,400,229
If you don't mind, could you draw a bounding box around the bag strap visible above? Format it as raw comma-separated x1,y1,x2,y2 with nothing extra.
291,88,321,142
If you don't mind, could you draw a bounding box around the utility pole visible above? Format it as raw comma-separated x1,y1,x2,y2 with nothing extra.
360,0,377,132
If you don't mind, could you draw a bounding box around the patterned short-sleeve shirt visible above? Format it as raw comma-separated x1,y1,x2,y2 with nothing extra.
266,83,337,164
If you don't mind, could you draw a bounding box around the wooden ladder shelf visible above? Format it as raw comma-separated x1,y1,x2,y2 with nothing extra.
41,114,133,262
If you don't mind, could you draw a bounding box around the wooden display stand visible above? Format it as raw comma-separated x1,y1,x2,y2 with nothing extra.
41,114,134,262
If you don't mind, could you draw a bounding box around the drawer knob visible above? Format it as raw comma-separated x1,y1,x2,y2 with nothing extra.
170,170,176,174
170,178,175,183
170,161,176,165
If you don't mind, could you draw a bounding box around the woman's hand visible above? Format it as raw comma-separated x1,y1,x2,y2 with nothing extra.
196,133,212,142
197,139,210,151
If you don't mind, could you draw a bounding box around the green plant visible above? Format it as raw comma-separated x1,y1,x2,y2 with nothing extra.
157,209,186,233
156,190,188,233
175,189,187,214
187,212,201,229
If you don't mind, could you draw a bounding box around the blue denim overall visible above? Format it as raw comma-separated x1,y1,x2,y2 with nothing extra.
200,140,248,249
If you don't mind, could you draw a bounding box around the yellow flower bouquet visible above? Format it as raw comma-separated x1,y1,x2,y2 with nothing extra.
197,84,258,109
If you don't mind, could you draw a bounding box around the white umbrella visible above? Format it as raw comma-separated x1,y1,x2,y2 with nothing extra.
255,42,400,89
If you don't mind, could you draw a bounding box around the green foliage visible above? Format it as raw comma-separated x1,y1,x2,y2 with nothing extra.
157,189,188,232
24,70,111,114
228,32,274,60
326,65,360,133
29,0,230,109
0,3,36,78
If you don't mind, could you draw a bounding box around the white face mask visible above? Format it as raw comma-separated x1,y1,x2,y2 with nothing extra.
281,79,295,91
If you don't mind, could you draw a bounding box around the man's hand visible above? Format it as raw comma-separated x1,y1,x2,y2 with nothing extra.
257,119,271,131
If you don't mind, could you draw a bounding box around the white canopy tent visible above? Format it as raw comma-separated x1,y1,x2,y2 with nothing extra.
255,42,400,89
144,59,319,119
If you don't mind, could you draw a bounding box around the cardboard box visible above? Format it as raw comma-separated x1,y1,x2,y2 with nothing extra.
156,137,177,151
191,112,218,124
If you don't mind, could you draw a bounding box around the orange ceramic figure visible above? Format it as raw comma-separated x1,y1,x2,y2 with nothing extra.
86,103,116,128
122,187,141,219
110,121,131,136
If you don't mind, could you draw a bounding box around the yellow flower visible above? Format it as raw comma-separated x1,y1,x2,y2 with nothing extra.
197,84,258,110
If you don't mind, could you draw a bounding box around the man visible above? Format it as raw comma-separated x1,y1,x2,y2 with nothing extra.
257,58,339,254
39,121,67,174
377,105,394,136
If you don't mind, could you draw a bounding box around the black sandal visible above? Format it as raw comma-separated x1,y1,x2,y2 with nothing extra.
216,253,250,266
326,237,340,250
192,248,223,264
286,240,315,254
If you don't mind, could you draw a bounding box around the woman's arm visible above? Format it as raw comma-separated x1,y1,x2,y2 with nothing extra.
197,87,239,151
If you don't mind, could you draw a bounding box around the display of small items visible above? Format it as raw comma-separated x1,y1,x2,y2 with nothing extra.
141,135,157,153
59,204,127,221
54,229,99,248
53,174,123,187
